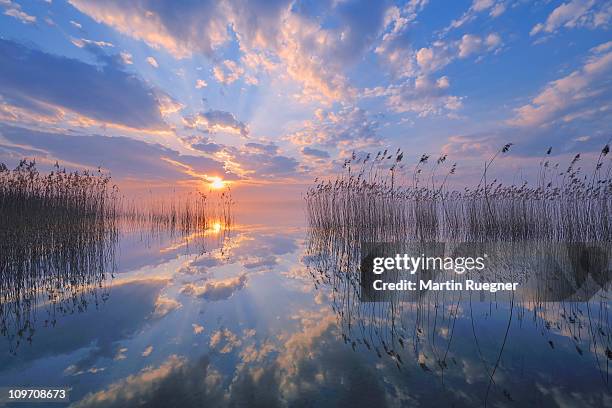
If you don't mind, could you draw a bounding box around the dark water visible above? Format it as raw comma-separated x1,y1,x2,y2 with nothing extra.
0,205,611,407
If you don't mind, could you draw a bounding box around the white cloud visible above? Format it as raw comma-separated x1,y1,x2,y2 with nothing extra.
287,106,380,149
212,60,245,85
485,33,502,48
70,0,389,104
71,38,115,48
444,0,500,32
530,0,610,36
386,76,463,117
120,52,133,64
472,0,494,12
2,1,36,24
146,56,159,68
508,43,612,127
195,79,207,89
459,33,502,58
459,34,483,58
490,3,506,17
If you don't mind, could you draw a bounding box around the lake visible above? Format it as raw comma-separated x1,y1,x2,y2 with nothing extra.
0,201,610,407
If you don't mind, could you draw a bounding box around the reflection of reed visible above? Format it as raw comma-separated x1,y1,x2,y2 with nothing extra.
305,147,612,401
0,161,118,354
0,161,233,353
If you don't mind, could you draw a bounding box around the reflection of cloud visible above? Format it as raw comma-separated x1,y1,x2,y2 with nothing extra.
243,255,277,270
142,345,154,357
72,355,226,408
153,295,181,318
181,274,247,301
192,324,204,335
0,279,167,375
114,347,128,361
209,328,241,353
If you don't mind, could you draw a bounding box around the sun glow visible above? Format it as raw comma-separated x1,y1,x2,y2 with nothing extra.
209,177,225,189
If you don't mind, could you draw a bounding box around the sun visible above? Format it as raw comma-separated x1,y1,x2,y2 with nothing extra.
209,177,225,189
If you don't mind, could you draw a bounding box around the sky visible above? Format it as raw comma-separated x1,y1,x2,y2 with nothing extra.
0,0,610,200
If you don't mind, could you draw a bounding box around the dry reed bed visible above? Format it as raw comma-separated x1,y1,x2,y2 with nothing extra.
0,160,233,353
306,144,612,242
305,144,612,392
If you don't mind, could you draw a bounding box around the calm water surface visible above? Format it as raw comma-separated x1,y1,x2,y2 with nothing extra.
1,203,610,407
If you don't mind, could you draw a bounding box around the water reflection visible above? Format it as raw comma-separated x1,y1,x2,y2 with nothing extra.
304,222,612,406
0,207,232,355
1,201,610,407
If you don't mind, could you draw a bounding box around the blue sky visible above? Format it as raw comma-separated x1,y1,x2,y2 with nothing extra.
0,0,610,194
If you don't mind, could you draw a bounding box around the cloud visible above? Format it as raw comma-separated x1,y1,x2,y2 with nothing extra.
71,38,115,48
70,0,388,103
192,324,204,334
224,143,302,179
0,125,233,183
146,56,159,68
0,39,168,130
180,134,302,179
212,60,252,85
444,0,502,32
183,110,249,138
301,147,330,159
530,0,610,36
458,34,482,58
69,0,231,58
364,76,462,117
508,43,612,127
120,52,133,64
181,274,247,301
195,79,208,89
416,42,454,74
2,0,36,24
458,33,501,58
288,107,380,149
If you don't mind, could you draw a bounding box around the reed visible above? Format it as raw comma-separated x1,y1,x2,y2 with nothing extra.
306,144,612,242
305,144,612,391
0,160,233,352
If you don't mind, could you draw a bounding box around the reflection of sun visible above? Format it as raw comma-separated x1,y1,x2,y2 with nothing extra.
210,177,225,189
212,222,222,233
